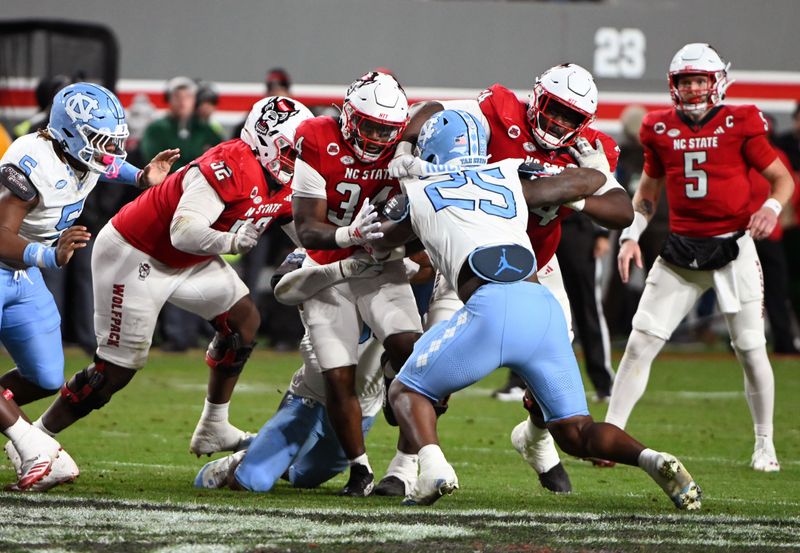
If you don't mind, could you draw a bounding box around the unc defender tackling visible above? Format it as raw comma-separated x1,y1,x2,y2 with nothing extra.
375,110,702,510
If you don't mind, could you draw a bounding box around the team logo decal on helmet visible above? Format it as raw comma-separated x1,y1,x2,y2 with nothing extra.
240,96,313,185
64,93,100,123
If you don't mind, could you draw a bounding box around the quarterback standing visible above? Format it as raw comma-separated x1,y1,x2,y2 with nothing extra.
607,44,794,472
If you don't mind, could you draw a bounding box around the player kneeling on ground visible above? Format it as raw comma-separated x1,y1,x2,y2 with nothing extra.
372,110,702,510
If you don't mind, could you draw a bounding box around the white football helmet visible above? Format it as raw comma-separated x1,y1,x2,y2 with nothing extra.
341,72,409,163
240,96,313,185
669,43,731,114
527,63,597,149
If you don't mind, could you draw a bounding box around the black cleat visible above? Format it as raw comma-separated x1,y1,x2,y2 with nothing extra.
538,462,572,493
338,463,374,497
373,475,407,497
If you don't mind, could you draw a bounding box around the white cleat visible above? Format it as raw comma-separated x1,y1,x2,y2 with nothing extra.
646,452,702,510
402,464,459,506
27,449,79,492
5,440,23,478
189,419,254,457
8,454,53,491
194,450,246,489
751,439,780,472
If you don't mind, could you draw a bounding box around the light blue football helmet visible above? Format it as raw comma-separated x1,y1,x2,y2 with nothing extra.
415,109,488,169
47,82,129,173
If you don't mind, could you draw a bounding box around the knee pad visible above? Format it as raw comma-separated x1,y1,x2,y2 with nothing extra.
731,329,766,352
60,358,112,418
206,312,255,376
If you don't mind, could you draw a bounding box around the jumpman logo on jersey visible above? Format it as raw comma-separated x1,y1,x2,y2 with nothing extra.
494,248,524,276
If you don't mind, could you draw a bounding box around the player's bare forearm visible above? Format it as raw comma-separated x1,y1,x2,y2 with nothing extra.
582,189,635,229
762,157,795,206
522,168,605,209
292,197,339,250
400,101,444,144
631,173,665,222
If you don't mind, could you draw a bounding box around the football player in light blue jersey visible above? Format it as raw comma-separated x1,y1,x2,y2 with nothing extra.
370,110,702,510
0,83,178,490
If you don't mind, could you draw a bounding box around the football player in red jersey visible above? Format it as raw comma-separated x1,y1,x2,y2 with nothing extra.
607,44,795,472
10,97,314,473
291,72,424,496
385,64,632,495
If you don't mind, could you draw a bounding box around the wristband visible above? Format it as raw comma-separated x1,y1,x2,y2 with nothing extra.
618,211,649,245
334,226,354,248
762,198,782,217
22,242,60,269
565,198,585,211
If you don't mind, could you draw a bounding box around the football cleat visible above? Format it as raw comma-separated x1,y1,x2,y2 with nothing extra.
26,449,79,492
646,452,702,510
511,420,572,493
402,464,458,506
537,462,572,494
189,419,254,457
8,454,53,492
337,463,374,497
374,474,411,497
194,450,246,489
5,440,23,478
751,438,780,472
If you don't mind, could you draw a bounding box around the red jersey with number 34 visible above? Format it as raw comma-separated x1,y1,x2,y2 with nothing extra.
478,84,619,266
294,116,400,264
640,104,777,237
112,139,292,268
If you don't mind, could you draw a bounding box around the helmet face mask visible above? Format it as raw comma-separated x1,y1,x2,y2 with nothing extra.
47,83,129,173
240,96,313,185
341,72,409,163
527,64,597,150
668,43,731,114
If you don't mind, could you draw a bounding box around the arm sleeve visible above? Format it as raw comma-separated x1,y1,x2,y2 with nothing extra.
273,262,345,305
291,158,327,199
169,167,235,255
100,160,142,185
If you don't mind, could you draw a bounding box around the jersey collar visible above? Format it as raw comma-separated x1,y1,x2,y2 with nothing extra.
676,105,723,132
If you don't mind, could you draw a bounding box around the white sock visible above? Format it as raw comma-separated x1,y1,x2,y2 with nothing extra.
606,330,665,428
734,347,774,442
418,444,449,473
33,418,57,437
201,399,230,423
349,453,372,473
385,450,418,480
3,417,31,443
637,447,661,475
525,421,560,474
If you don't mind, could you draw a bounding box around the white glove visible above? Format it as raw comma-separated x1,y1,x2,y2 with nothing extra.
335,198,383,248
567,137,611,175
339,255,384,279
388,154,459,179
232,220,260,254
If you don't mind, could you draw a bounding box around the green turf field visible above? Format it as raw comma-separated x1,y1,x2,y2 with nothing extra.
1,348,798,552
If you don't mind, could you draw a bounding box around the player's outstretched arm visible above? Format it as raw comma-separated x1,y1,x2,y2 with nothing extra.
617,172,665,283
748,157,795,240
273,250,383,306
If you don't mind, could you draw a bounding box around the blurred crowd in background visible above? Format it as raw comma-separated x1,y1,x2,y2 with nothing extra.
1,69,799,357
